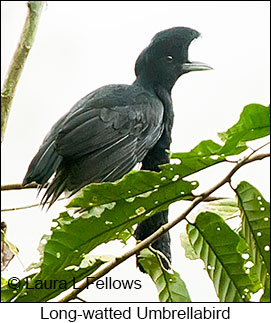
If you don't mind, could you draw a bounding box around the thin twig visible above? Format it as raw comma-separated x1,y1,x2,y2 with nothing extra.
1,203,42,213
1,1,45,143
1,183,41,190
247,141,270,158
1,197,67,212
58,152,269,302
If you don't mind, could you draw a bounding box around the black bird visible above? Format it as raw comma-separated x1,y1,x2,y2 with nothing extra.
23,27,211,269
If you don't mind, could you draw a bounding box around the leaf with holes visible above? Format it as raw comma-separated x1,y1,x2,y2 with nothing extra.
8,170,196,302
187,212,257,302
67,169,196,209
170,140,226,177
236,181,270,284
138,248,191,302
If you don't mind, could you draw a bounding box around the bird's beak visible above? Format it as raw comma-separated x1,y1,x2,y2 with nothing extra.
182,61,213,72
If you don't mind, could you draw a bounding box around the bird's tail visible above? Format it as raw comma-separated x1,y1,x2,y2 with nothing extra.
135,209,171,271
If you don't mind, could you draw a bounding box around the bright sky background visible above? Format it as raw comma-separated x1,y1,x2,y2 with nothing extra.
1,1,270,304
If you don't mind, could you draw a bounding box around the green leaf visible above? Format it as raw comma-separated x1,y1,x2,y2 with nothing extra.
67,169,196,209
138,249,191,302
11,256,106,302
260,275,270,302
187,212,257,302
198,199,240,220
63,171,195,258
170,140,226,177
236,181,270,284
218,104,270,154
236,237,262,291
117,228,134,245
1,277,7,287
180,233,199,260
1,274,35,302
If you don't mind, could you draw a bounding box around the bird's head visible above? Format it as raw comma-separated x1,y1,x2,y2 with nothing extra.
135,27,212,92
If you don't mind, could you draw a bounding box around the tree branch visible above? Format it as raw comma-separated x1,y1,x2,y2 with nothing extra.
57,152,270,302
1,1,45,143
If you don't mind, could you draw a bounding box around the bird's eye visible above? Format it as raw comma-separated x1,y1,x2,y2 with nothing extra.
166,55,174,62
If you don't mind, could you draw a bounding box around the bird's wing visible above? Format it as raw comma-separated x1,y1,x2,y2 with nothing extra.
41,85,164,204
55,85,162,158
